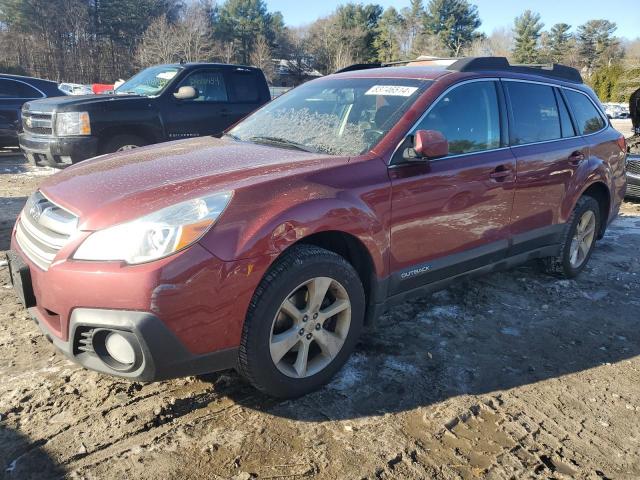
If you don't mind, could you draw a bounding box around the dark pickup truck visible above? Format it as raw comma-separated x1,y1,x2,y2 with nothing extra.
19,63,270,167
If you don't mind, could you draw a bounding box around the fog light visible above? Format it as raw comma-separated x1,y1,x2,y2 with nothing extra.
104,332,136,365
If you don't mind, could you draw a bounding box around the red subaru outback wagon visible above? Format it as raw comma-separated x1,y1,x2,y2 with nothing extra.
7,57,627,398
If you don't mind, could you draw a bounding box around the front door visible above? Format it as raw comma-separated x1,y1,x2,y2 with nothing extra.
161,69,231,140
388,79,516,294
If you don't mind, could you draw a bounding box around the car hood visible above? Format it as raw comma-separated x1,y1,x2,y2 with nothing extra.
23,94,151,113
39,137,339,230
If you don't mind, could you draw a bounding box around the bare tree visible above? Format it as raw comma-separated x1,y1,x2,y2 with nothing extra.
250,34,274,82
175,3,216,63
136,15,180,66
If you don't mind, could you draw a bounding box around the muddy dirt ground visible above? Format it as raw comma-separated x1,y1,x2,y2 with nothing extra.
1,150,640,480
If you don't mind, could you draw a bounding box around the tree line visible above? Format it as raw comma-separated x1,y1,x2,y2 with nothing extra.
0,0,638,101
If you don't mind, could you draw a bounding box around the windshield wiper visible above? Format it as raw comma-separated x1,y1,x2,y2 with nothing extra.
223,133,241,141
247,136,316,153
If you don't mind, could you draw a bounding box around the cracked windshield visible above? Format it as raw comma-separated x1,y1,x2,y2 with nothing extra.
229,78,430,156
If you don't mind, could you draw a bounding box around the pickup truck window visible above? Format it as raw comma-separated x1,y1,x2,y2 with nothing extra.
178,71,228,102
228,78,429,156
228,71,259,103
116,65,181,97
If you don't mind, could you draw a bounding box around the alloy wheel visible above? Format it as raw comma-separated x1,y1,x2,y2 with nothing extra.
569,210,596,268
269,276,351,378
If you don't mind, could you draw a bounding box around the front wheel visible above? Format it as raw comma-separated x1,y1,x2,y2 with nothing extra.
541,196,601,278
237,245,365,398
100,134,145,154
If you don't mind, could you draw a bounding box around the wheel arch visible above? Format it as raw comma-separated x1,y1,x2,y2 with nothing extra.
578,181,611,238
267,229,385,326
97,125,160,152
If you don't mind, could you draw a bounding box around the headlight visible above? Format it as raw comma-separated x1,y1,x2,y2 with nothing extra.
73,192,233,264
55,111,91,136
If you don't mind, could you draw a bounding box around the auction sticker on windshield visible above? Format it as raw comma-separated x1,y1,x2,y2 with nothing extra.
365,85,418,97
157,71,178,80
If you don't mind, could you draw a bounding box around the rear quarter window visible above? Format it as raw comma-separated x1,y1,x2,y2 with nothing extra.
564,90,606,135
505,82,561,145
228,71,260,103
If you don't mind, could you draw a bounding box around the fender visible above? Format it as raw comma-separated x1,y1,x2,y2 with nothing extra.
201,156,392,280
560,159,611,223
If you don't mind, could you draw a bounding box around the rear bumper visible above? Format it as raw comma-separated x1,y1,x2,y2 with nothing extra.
19,132,98,167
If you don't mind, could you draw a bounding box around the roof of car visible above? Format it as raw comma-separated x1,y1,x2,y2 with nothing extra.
331,57,584,85
330,66,453,81
161,62,261,71
0,73,59,86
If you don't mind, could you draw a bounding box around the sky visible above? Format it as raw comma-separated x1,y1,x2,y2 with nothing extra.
265,0,640,39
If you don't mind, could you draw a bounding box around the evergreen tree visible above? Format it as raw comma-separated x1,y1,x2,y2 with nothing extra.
374,7,404,62
217,0,284,64
424,0,482,56
512,10,543,63
547,23,572,63
576,19,621,70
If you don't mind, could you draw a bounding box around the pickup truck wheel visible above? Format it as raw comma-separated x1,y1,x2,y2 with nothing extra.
237,245,365,398
541,196,600,278
101,135,145,154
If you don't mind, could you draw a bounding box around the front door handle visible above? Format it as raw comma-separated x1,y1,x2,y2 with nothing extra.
489,165,511,181
568,151,586,166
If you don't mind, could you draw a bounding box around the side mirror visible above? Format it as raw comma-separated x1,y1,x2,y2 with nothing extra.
174,86,198,100
413,129,448,160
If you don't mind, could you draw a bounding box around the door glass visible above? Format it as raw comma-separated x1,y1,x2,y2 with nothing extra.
555,89,576,138
179,71,228,102
0,79,40,98
229,71,259,102
505,82,561,145
564,90,605,135
414,81,501,156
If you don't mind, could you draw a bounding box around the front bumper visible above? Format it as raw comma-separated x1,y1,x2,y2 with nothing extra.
19,132,98,168
9,223,275,381
626,155,640,198
30,307,238,381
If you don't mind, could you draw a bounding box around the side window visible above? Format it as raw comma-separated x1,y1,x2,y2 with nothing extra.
415,81,501,156
179,71,228,102
564,90,605,135
228,71,260,103
505,82,560,145
555,89,576,138
0,79,41,98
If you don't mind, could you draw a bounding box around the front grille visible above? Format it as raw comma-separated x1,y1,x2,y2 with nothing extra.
627,183,640,198
15,191,78,270
627,157,640,176
22,110,53,135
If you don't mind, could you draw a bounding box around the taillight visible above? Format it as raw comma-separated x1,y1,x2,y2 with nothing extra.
616,135,627,153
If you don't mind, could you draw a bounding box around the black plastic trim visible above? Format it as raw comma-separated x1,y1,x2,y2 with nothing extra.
29,307,238,382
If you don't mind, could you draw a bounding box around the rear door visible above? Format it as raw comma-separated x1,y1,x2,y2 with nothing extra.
504,80,588,251
388,79,516,294
161,68,231,139
0,79,44,146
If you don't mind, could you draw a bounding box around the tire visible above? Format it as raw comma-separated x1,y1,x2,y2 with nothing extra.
237,245,365,398
101,134,145,154
540,196,601,278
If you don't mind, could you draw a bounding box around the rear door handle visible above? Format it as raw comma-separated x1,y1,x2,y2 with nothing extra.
489,165,512,181
568,151,586,166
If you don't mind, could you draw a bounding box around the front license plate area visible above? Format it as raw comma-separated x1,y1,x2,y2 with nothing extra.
6,251,36,308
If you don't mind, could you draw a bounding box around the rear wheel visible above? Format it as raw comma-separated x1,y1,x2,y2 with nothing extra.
541,196,600,278
101,134,145,154
237,245,365,398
